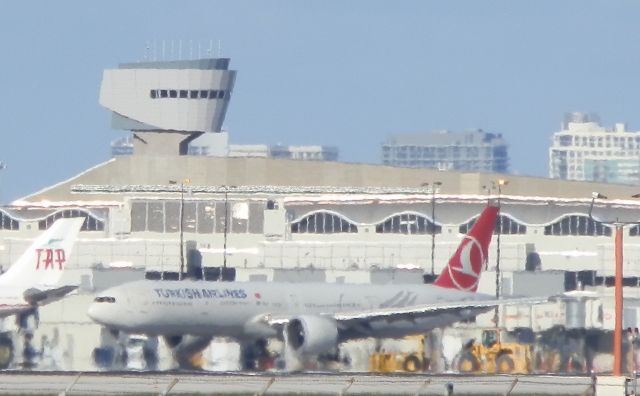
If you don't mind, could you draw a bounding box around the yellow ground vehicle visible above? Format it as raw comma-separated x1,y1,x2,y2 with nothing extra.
457,329,533,374
369,336,429,373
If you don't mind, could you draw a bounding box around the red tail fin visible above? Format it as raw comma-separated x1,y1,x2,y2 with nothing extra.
433,204,499,292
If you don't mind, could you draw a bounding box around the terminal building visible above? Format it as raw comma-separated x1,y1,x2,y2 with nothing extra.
1,58,640,372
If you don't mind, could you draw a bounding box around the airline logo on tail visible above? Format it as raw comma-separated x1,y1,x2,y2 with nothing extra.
0,217,85,289
35,248,66,270
447,236,484,291
434,204,499,292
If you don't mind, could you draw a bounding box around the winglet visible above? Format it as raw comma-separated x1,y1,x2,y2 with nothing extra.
433,203,499,292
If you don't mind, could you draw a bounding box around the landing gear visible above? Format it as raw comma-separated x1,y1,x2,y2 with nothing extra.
241,339,272,371
13,309,39,369
163,335,212,370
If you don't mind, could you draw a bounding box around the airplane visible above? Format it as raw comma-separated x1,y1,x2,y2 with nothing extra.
88,202,544,370
0,217,85,320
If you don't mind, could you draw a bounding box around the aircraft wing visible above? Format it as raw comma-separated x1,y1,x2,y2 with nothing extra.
331,296,548,322
259,296,548,327
23,285,79,306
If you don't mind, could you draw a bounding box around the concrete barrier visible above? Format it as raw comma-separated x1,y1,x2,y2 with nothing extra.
596,376,631,396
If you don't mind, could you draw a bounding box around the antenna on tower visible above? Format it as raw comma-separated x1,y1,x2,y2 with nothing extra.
207,39,213,57
198,41,201,58
162,40,166,60
170,40,174,60
189,40,193,59
144,41,150,61
178,40,182,59
217,39,222,57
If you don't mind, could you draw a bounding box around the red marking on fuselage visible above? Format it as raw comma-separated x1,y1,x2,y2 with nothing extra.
35,248,66,270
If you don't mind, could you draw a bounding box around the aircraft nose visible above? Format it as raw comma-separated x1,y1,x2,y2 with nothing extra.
87,297,116,325
87,302,105,324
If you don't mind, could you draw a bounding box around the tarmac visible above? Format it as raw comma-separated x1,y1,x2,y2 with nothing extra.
0,371,599,395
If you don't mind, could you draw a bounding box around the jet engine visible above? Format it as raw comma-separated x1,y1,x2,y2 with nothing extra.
284,315,338,355
164,335,212,369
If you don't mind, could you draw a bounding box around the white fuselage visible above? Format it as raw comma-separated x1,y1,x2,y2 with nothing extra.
89,280,493,340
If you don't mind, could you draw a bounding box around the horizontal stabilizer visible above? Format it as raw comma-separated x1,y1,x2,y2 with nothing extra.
23,285,78,306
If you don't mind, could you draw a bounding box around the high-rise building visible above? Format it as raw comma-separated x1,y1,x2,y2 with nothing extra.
381,129,509,172
549,113,640,184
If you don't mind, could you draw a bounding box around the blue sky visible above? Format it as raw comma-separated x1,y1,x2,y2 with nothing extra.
0,1,639,203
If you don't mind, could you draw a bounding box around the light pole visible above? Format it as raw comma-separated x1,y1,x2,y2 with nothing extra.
589,192,625,376
481,183,494,270
223,185,229,272
0,162,5,205
495,179,508,297
421,181,442,275
170,178,190,280
482,179,507,326
180,183,185,279
430,182,442,275
492,179,508,327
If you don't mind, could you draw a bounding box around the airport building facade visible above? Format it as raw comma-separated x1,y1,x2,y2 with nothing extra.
1,58,640,371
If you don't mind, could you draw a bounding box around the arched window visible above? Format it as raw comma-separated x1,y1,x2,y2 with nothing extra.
459,214,527,235
0,210,19,231
38,209,105,231
375,213,441,234
543,215,611,236
291,211,357,234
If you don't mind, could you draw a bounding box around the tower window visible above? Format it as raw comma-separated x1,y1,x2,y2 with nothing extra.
152,88,228,100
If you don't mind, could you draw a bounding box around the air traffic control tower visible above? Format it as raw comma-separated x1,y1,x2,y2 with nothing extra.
99,58,236,155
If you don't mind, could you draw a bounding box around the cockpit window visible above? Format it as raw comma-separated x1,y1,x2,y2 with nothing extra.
94,296,116,303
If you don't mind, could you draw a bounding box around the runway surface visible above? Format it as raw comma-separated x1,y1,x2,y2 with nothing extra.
0,371,600,395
